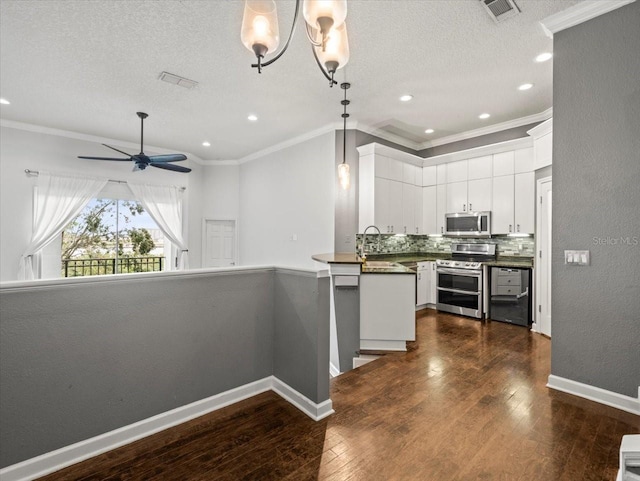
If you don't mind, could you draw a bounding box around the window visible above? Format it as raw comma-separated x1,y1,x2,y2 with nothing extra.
60,198,167,277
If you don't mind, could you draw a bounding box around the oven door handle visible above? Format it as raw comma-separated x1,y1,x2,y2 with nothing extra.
436,267,482,276
437,286,482,296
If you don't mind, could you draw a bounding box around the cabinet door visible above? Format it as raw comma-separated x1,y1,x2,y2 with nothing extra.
467,155,492,180
491,175,515,234
374,177,390,233
402,183,415,234
436,164,447,184
388,180,403,233
446,181,468,213
514,172,535,233
436,184,447,235
514,148,534,174
428,262,437,305
422,186,437,234
493,151,515,177
402,163,416,185
447,160,468,183
387,158,403,181
414,185,423,234
417,266,428,306
422,165,437,187
467,178,492,212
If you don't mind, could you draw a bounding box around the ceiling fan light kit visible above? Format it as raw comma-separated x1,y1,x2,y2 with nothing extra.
241,0,350,86
78,112,191,174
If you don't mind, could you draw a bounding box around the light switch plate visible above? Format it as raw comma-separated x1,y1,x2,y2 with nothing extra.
564,250,590,265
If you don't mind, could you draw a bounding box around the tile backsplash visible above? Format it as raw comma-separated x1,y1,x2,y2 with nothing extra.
355,234,535,257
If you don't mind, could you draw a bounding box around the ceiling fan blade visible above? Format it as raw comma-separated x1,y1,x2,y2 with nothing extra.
150,162,191,173
78,156,131,161
148,154,187,163
102,144,133,157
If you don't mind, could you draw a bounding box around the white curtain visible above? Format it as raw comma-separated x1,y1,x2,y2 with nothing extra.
19,172,108,280
127,182,188,270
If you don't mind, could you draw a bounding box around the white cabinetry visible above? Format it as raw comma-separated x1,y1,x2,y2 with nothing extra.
423,186,437,234
446,181,468,213
468,155,492,180
447,160,468,183
358,144,424,234
436,184,447,235
491,173,535,234
422,166,437,186
467,178,492,212
527,119,553,170
493,151,515,177
417,261,437,307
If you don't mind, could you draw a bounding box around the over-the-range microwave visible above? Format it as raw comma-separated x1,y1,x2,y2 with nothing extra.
445,212,491,237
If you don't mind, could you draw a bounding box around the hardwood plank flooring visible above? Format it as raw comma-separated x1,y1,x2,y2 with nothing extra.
38,309,639,480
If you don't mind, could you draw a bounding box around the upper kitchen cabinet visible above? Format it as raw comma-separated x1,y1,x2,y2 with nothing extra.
527,119,553,170
491,172,535,234
422,165,437,187
446,160,468,183
467,156,492,180
358,144,424,234
492,151,515,177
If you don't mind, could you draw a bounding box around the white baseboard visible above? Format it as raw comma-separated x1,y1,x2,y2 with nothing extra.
360,339,407,351
329,362,341,378
0,376,332,481
547,374,640,416
271,377,334,421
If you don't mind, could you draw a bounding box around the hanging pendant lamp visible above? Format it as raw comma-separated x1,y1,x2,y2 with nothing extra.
338,82,351,190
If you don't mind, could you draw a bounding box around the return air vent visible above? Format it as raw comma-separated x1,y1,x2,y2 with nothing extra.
481,0,521,23
158,71,199,89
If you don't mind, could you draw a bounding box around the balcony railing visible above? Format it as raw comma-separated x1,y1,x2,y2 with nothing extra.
62,257,164,277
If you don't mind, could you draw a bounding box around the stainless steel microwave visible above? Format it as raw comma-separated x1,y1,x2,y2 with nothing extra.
445,212,491,237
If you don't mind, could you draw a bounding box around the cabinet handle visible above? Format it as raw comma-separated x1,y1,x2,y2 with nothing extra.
387,225,390,233
463,203,466,212
416,227,418,234
418,273,421,280
441,226,443,234
517,224,520,232
404,226,407,234
391,225,394,233
509,224,513,233
469,203,472,211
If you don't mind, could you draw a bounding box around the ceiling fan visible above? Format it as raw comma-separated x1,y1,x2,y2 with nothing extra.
78,112,191,173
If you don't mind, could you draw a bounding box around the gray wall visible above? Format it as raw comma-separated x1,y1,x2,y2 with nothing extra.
418,122,542,157
551,2,640,398
0,268,330,468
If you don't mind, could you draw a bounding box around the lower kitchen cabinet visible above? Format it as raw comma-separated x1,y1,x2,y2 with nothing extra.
417,261,437,307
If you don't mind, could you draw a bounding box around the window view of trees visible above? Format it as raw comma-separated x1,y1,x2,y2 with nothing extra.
61,199,165,277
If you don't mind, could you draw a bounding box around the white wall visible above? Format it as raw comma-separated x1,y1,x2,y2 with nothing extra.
0,125,204,281
239,132,336,269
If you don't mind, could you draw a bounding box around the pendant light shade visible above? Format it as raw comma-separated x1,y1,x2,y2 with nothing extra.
241,0,280,57
338,161,350,190
316,23,349,74
303,0,347,33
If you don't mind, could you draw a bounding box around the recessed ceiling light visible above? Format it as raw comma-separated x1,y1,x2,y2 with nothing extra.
535,52,552,62
479,113,490,120
399,95,413,102
424,129,435,134
518,83,534,91
247,114,258,121
0,98,10,105
202,141,211,147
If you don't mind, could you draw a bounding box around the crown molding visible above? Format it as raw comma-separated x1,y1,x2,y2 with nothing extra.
351,122,423,151
540,0,636,38
356,142,424,166
237,122,351,165
417,108,552,151
0,118,205,165
526,118,553,139
423,137,533,166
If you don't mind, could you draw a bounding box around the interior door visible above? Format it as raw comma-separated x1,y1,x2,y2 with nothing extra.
204,220,236,268
536,179,552,336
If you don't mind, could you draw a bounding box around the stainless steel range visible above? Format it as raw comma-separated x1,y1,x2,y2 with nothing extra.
436,243,496,319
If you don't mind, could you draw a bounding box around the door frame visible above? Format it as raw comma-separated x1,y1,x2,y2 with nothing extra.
201,218,239,268
532,176,552,335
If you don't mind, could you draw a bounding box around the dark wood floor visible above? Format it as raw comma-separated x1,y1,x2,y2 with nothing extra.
39,309,639,480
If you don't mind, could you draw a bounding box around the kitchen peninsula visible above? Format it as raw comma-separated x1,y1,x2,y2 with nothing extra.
312,253,416,371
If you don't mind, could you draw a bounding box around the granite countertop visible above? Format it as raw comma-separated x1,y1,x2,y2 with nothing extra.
365,253,534,269
361,261,415,275
312,253,363,264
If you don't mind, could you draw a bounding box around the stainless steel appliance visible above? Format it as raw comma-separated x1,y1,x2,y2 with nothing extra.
489,267,531,326
436,243,496,319
445,211,491,237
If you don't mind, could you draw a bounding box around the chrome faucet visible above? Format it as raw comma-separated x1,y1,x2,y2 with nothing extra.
361,225,382,260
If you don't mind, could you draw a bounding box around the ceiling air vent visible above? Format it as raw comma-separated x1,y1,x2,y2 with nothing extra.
158,71,199,89
481,0,521,23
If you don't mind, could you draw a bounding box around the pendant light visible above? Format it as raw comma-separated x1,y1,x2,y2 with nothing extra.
338,82,351,190
241,0,349,86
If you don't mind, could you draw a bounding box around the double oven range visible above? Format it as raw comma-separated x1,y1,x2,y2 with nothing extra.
436,243,496,319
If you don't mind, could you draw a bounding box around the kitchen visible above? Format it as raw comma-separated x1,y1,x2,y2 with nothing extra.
1,0,638,479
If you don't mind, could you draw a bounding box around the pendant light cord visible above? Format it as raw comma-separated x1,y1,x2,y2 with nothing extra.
341,82,350,164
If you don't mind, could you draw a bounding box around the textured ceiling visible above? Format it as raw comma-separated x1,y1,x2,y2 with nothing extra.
0,0,582,161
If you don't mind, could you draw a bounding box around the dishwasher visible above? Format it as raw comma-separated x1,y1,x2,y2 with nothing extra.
489,267,531,326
